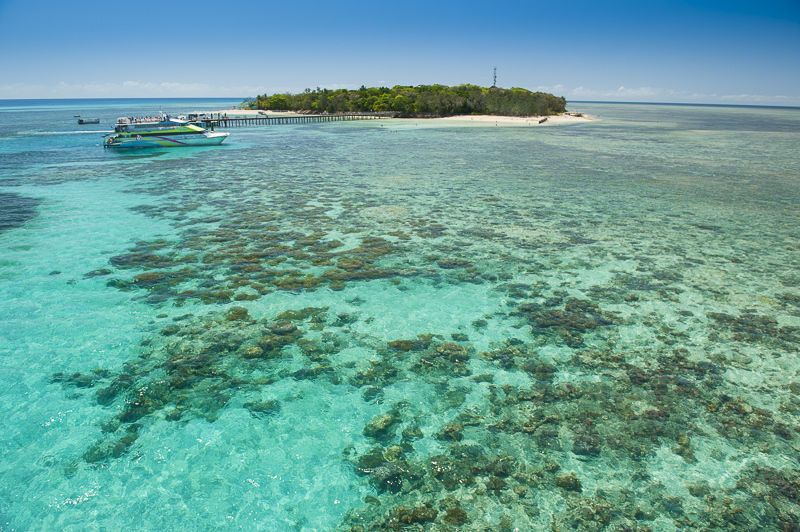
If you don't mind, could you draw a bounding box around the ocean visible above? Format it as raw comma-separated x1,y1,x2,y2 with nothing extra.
1,98,799,530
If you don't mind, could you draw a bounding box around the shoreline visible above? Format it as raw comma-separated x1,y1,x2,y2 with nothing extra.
208,109,594,126
417,113,593,126
203,109,298,117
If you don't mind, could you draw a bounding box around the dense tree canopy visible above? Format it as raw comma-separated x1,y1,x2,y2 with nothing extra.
246,84,567,117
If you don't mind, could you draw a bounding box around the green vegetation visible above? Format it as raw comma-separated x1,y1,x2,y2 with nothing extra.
247,84,567,117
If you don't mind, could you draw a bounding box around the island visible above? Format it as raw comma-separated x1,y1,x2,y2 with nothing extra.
244,84,568,118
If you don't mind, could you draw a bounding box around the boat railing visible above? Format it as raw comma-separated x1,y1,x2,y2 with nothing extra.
117,114,175,125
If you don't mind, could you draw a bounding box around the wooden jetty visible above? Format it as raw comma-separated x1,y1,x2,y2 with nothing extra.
198,112,397,129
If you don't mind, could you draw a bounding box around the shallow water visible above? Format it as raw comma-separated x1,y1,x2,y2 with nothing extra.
1,99,799,530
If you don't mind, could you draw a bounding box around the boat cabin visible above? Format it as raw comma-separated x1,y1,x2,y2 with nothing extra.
114,115,190,133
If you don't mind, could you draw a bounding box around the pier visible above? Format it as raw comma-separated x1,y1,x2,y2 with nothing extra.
197,112,397,129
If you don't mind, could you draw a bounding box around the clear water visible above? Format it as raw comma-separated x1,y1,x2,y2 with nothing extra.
1,99,799,530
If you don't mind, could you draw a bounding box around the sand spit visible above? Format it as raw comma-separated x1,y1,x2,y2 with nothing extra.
427,113,594,126
206,109,301,117
206,109,594,126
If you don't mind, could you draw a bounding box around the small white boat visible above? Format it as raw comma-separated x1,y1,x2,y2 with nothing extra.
104,114,229,148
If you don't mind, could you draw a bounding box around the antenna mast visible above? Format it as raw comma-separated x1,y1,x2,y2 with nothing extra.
492,67,497,88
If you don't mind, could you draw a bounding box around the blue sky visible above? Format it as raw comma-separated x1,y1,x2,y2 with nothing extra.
0,0,798,104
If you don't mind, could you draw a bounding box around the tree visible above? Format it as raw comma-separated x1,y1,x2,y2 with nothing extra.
248,84,566,117
267,94,289,110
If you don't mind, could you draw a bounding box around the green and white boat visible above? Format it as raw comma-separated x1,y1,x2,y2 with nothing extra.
105,114,229,148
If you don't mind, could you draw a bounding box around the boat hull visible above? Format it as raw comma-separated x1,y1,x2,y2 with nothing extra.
106,131,229,148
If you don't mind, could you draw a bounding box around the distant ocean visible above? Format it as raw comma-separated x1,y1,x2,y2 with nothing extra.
1,98,799,529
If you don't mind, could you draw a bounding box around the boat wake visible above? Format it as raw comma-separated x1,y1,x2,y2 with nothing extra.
18,130,112,136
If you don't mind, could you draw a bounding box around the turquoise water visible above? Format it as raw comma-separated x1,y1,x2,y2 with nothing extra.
1,99,799,530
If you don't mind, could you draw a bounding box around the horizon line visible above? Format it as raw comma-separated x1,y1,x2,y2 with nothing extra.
0,96,798,110
569,100,800,110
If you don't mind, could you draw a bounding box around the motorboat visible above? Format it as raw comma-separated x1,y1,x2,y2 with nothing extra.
104,114,229,148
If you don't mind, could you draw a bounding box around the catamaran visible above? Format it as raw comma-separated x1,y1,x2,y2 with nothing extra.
104,114,229,148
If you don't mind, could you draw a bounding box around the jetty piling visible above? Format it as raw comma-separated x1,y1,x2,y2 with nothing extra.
198,112,397,129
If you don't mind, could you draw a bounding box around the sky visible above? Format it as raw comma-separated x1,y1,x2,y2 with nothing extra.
0,0,798,105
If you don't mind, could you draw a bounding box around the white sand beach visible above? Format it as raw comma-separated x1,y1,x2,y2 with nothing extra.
206,109,594,126
207,109,301,117
429,113,594,126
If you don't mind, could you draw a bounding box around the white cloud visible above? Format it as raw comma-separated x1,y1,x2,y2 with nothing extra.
0,80,270,98
2,80,798,106
534,83,799,105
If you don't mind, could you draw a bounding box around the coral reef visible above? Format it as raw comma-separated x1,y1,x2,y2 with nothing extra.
44,127,800,529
